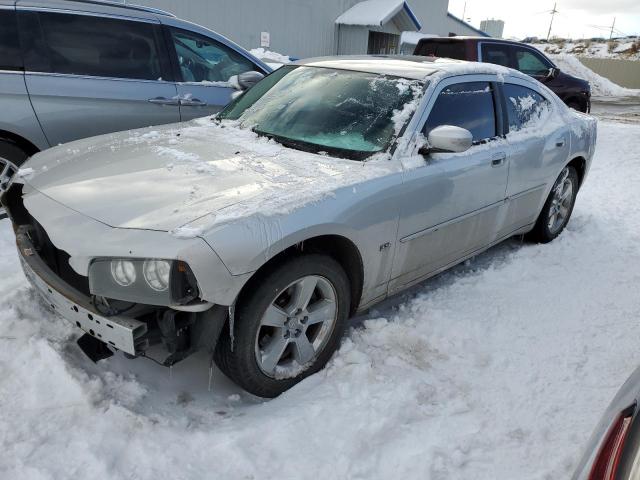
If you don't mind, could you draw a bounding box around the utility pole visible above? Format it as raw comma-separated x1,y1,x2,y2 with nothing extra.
462,1,467,21
546,2,558,41
609,17,616,40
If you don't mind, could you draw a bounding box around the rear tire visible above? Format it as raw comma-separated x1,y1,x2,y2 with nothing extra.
528,166,579,243
566,99,586,113
0,139,30,168
215,254,351,398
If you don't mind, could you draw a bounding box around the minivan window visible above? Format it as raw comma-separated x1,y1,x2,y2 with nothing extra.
481,43,513,68
19,11,164,80
514,48,552,76
504,84,551,132
0,9,22,71
414,40,466,60
170,28,257,83
423,81,497,142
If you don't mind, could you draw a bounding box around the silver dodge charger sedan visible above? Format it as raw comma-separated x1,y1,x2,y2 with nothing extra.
1,56,597,397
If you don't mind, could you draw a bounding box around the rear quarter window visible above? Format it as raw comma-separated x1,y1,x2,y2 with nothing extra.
0,9,22,71
414,41,466,60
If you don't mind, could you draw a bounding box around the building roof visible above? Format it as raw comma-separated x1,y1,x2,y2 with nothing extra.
446,12,490,37
335,0,421,32
294,55,508,80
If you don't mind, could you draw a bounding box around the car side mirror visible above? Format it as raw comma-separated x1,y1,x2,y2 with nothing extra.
421,125,473,155
229,71,265,91
547,67,560,79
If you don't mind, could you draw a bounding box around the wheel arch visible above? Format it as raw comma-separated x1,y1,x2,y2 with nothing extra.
567,156,587,187
0,129,41,157
235,234,365,317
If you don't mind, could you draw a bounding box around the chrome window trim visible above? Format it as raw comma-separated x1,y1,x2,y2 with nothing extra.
22,70,174,85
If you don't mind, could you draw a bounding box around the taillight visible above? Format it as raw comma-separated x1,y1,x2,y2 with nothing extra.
589,406,635,480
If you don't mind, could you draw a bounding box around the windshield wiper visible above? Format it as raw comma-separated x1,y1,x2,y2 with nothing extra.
252,129,374,161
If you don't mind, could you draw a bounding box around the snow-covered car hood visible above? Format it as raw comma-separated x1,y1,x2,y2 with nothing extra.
20,119,395,235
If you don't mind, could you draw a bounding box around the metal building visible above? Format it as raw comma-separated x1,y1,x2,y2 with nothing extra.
480,19,505,39
132,0,487,59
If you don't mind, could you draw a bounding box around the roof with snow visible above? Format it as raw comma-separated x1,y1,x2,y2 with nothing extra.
295,55,519,81
335,0,422,32
446,13,490,37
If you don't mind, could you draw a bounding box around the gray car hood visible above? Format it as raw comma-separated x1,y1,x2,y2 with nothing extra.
21,118,394,235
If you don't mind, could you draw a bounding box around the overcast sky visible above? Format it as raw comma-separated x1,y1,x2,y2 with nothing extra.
448,0,640,39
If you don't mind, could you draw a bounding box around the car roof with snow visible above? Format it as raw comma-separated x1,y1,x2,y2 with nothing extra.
293,55,515,80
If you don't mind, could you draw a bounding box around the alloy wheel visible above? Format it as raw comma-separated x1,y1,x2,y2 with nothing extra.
254,275,338,379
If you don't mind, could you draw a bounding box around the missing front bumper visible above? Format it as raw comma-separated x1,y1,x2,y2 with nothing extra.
17,229,147,356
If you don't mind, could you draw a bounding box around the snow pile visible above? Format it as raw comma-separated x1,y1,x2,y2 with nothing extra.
548,54,640,97
249,48,291,69
1,121,640,479
531,39,640,60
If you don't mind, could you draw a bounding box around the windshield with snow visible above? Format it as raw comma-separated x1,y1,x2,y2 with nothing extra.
219,66,423,160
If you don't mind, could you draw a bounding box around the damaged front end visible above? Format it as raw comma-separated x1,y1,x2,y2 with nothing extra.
2,184,228,368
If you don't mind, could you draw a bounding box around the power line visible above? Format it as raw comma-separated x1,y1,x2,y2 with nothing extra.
546,2,558,41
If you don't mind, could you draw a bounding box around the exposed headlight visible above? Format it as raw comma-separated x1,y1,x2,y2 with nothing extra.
110,260,136,286
143,260,171,291
90,258,199,306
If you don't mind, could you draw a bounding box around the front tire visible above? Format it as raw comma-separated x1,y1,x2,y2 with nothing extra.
215,254,351,398
528,165,579,243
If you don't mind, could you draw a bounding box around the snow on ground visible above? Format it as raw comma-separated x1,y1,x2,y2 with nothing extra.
547,53,640,97
531,39,640,60
1,120,640,479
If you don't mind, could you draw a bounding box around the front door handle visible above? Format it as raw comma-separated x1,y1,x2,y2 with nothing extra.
180,98,208,107
148,97,179,106
491,152,507,167
555,138,566,148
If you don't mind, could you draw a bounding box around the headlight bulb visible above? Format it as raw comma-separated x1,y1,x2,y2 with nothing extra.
110,260,137,287
143,260,171,291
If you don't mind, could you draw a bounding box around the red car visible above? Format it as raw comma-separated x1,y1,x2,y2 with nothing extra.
414,37,591,113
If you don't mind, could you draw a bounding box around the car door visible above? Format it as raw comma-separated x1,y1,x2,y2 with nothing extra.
164,25,267,121
500,80,570,235
390,77,509,292
17,9,180,146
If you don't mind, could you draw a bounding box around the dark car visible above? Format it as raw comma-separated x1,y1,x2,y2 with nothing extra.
573,366,640,479
414,37,591,112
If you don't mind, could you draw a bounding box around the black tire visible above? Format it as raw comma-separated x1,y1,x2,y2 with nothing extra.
0,139,30,168
566,99,586,113
215,254,351,398
528,165,579,243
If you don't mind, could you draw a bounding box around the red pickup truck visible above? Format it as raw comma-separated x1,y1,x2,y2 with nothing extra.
414,37,591,113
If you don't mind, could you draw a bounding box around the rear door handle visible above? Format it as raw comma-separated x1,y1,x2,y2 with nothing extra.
148,97,179,106
491,152,507,167
180,98,208,107
555,138,566,148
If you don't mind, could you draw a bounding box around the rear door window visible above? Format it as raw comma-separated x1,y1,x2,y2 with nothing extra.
423,81,497,142
503,84,551,132
414,41,466,60
0,9,22,71
480,43,514,68
18,11,166,81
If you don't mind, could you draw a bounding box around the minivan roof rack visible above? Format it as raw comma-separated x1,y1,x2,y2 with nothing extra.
27,0,177,17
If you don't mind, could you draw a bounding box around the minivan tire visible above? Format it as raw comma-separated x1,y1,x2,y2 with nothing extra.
0,139,30,168
215,254,350,398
